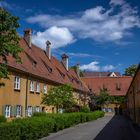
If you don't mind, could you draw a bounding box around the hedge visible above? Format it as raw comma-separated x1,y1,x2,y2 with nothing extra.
0,116,6,124
0,111,104,140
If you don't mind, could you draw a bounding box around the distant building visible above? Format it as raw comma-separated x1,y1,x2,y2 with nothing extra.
127,63,140,125
83,71,121,77
82,72,132,113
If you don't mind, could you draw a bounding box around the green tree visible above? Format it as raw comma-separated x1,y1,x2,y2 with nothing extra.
124,64,137,76
94,89,110,106
71,65,84,77
42,84,76,113
0,8,22,79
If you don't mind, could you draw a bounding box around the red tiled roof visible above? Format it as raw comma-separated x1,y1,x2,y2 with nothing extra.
1,38,89,93
81,76,132,96
83,72,121,77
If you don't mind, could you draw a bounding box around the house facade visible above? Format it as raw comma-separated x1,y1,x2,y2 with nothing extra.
0,29,89,119
126,63,140,125
82,72,132,113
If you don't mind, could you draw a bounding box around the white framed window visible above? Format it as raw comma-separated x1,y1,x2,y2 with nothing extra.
30,81,34,92
16,105,22,117
14,76,20,90
27,106,32,117
36,82,40,92
44,84,47,94
35,106,40,112
5,105,11,118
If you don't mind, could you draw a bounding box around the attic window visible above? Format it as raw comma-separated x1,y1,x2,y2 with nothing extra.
57,68,65,78
41,59,52,73
25,52,37,67
116,83,121,91
66,74,73,82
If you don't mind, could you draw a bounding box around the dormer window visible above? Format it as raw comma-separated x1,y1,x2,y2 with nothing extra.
14,76,21,90
41,59,52,73
116,83,121,91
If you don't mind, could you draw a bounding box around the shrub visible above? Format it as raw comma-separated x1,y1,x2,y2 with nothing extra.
80,105,90,113
0,116,6,124
0,111,104,140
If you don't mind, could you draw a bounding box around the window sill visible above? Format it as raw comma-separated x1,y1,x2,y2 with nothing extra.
30,91,34,93
14,89,20,92
36,91,40,94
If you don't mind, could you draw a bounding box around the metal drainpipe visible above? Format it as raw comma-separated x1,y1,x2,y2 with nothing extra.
133,85,136,123
25,77,28,117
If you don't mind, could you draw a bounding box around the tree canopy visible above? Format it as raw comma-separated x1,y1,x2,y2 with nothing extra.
0,8,22,79
124,64,137,76
42,84,76,112
93,89,125,106
71,65,84,77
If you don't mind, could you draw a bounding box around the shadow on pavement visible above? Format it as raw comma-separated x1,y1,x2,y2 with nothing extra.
94,115,140,140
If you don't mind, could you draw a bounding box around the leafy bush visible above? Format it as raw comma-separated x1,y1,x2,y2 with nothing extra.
0,116,6,124
80,105,90,113
0,111,104,140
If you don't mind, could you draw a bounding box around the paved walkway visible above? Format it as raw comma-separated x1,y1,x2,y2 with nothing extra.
41,114,140,140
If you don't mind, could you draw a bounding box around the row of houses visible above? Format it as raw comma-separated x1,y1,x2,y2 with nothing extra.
0,29,90,119
127,63,140,125
0,28,138,122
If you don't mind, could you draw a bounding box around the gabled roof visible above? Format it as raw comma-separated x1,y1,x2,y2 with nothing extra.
83,71,121,77
1,38,89,93
82,76,132,96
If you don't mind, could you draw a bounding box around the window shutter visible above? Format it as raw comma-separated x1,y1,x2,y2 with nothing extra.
21,106,23,117
2,106,6,117
33,106,36,113
12,106,17,117
10,106,13,117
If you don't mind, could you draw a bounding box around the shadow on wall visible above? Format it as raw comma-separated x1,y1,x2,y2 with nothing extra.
93,115,140,140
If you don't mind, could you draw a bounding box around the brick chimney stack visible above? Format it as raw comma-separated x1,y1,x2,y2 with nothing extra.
76,63,80,77
46,40,51,60
61,54,69,71
24,29,32,48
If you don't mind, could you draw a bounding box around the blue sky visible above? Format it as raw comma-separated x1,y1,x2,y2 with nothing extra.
1,0,140,74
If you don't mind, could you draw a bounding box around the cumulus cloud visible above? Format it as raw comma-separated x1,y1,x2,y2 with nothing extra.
32,26,75,49
26,0,140,43
80,61,115,71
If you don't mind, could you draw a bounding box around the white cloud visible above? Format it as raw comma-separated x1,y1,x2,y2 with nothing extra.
110,0,125,6
32,26,75,49
80,61,115,71
26,0,140,43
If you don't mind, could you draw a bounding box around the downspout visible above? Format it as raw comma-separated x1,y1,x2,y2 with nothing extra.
25,77,29,117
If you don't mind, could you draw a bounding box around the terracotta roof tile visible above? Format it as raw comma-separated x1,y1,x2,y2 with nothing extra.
1,38,89,93
81,76,132,96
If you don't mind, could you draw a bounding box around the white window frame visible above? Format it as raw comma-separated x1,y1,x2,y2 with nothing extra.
44,84,47,94
30,81,34,92
16,105,22,117
5,105,11,118
35,106,40,112
27,106,32,117
14,76,21,90
36,82,40,92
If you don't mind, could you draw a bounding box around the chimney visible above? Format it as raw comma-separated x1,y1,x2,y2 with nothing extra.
46,40,51,60
76,63,80,77
24,29,32,48
61,54,69,71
